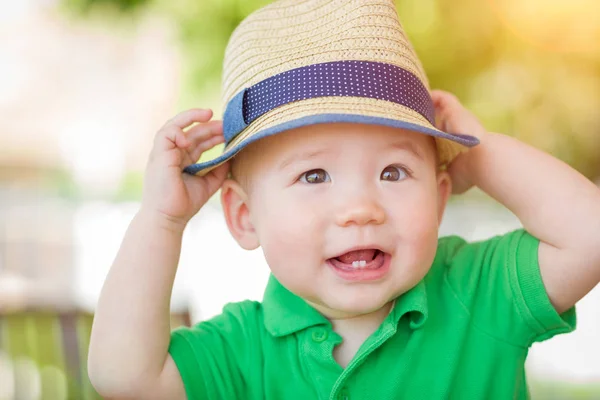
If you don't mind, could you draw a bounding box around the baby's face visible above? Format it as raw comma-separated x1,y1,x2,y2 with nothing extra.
224,123,451,319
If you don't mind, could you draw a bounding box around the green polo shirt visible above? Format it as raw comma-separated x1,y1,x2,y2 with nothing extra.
169,229,576,399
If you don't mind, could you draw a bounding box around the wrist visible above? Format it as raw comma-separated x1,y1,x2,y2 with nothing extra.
464,130,492,185
136,207,188,234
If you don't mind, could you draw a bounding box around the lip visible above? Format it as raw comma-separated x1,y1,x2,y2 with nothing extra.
329,244,387,260
327,251,391,282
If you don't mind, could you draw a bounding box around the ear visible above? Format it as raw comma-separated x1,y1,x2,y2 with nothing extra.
220,179,260,250
436,170,452,225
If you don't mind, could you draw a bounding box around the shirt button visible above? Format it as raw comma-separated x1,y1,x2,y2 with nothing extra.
311,328,328,342
338,388,350,400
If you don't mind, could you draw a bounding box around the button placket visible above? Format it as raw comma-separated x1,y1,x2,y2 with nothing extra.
303,328,341,399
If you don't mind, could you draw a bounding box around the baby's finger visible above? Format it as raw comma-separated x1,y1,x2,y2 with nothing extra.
431,90,467,115
163,108,213,130
188,134,226,164
154,112,217,153
184,120,223,144
153,125,191,153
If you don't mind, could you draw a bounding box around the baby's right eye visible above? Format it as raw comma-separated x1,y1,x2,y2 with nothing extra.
299,169,330,184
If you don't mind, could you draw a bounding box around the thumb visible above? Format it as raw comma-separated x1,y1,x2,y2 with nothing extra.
203,162,230,196
185,162,230,204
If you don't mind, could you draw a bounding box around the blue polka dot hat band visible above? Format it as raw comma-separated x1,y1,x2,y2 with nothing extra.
221,60,436,145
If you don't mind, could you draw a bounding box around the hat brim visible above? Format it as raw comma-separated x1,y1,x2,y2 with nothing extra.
183,112,479,176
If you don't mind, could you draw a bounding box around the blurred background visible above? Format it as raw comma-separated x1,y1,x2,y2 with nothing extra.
0,0,599,398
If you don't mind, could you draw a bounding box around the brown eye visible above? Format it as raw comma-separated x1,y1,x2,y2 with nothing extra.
381,165,408,181
300,169,330,184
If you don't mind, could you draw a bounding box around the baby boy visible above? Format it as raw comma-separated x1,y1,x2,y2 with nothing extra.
88,1,600,399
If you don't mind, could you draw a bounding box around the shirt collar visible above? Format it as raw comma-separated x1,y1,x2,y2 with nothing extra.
262,275,329,337
262,274,429,337
388,277,429,329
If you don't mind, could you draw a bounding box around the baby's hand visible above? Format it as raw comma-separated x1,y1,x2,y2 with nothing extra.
141,108,229,227
431,90,487,194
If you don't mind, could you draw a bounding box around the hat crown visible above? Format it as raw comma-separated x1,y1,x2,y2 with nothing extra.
221,0,429,112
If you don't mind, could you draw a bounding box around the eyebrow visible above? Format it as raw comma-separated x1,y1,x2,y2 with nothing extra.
277,139,425,170
388,140,425,161
278,149,330,170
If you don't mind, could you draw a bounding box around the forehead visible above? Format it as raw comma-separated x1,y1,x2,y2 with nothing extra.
247,122,437,161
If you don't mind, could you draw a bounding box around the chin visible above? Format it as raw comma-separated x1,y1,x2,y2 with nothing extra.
322,292,395,316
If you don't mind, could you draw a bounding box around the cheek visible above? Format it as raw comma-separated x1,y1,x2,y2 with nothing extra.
391,181,439,223
251,191,326,265
391,184,441,261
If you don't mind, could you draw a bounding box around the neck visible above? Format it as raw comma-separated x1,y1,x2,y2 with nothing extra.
329,301,394,336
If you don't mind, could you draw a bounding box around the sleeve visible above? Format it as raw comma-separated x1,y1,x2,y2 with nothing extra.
442,229,576,347
168,300,262,400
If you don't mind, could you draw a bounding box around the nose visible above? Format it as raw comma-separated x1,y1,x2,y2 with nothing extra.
335,194,386,227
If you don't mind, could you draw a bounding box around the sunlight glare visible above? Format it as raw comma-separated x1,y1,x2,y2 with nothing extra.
490,0,600,54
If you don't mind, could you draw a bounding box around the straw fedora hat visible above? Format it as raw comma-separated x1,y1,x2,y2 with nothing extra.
184,0,479,176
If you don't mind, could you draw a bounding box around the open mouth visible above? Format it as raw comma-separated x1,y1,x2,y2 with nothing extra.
328,249,386,271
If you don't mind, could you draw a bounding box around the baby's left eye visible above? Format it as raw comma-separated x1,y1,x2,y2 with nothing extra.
381,165,409,181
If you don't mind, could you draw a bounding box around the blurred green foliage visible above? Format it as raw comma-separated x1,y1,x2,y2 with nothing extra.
62,0,150,14
1,311,192,399
60,0,600,179
1,312,101,399
528,380,600,400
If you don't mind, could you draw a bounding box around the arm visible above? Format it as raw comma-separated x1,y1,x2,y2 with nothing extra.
88,210,187,399
460,132,600,313
87,108,229,399
433,90,600,314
